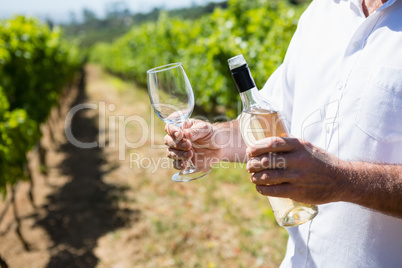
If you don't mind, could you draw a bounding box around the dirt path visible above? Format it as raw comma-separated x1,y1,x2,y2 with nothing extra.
0,65,287,268
0,65,136,267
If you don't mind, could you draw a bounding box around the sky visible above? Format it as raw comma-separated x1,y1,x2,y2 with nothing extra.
0,0,223,23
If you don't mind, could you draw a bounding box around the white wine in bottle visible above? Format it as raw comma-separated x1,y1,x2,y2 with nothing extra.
228,54,318,227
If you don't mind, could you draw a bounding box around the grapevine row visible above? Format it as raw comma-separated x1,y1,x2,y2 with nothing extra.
0,16,79,197
91,0,307,117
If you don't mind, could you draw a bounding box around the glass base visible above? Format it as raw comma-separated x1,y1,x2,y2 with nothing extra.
172,167,211,182
279,205,318,227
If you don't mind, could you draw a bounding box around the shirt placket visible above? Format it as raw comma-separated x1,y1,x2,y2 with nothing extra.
322,11,383,153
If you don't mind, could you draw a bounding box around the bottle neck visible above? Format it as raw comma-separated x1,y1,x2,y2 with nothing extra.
240,86,259,111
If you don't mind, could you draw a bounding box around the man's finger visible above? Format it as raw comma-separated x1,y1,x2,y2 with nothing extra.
182,119,212,141
247,153,287,173
164,135,192,150
250,169,291,186
167,148,193,160
255,183,292,197
165,124,184,140
247,137,298,158
173,160,187,170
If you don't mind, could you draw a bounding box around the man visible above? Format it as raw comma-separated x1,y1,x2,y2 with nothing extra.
164,0,402,266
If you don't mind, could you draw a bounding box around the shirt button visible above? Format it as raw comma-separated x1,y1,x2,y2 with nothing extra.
336,81,343,90
298,247,305,255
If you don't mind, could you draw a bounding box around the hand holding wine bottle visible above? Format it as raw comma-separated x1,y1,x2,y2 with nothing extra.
228,54,318,227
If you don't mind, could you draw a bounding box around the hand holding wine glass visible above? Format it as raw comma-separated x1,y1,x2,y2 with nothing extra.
164,118,227,171
147,62,211,182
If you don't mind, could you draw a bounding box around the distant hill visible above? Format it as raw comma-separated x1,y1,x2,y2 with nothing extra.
61,1,228,48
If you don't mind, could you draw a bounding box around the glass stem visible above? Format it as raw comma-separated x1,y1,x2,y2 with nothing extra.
183,160,198,174
178,124,198,174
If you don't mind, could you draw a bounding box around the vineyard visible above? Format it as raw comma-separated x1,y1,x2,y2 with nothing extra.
0,16,79,196
0,0,307,267
0,16,79,266
91,0,307,117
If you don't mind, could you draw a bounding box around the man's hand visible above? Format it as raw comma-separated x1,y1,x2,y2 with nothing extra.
246,136,347,205
164,119,224,170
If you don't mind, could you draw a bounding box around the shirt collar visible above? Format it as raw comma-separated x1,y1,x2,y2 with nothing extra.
334,0,398,12
377,0,397,11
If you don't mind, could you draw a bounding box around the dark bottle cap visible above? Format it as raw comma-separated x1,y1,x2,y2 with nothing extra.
228,54,256,93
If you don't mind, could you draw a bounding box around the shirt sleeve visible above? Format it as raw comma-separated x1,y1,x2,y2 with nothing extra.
259,3,310,132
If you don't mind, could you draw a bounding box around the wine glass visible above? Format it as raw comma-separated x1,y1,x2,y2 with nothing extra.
147,62,211,182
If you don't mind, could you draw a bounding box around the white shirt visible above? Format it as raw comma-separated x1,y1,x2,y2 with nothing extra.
261,0,402,266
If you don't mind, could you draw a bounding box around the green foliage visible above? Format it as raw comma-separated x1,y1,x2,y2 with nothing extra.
0,16,79,123
0,16,79,197
91,0,308,117
0,97,40,196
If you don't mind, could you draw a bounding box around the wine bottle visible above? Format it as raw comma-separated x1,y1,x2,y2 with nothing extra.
228,54,318,227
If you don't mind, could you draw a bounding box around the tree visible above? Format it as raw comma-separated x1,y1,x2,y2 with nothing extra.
83,8,98,24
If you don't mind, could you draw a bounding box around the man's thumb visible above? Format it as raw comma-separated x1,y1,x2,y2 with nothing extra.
184,127,203,141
